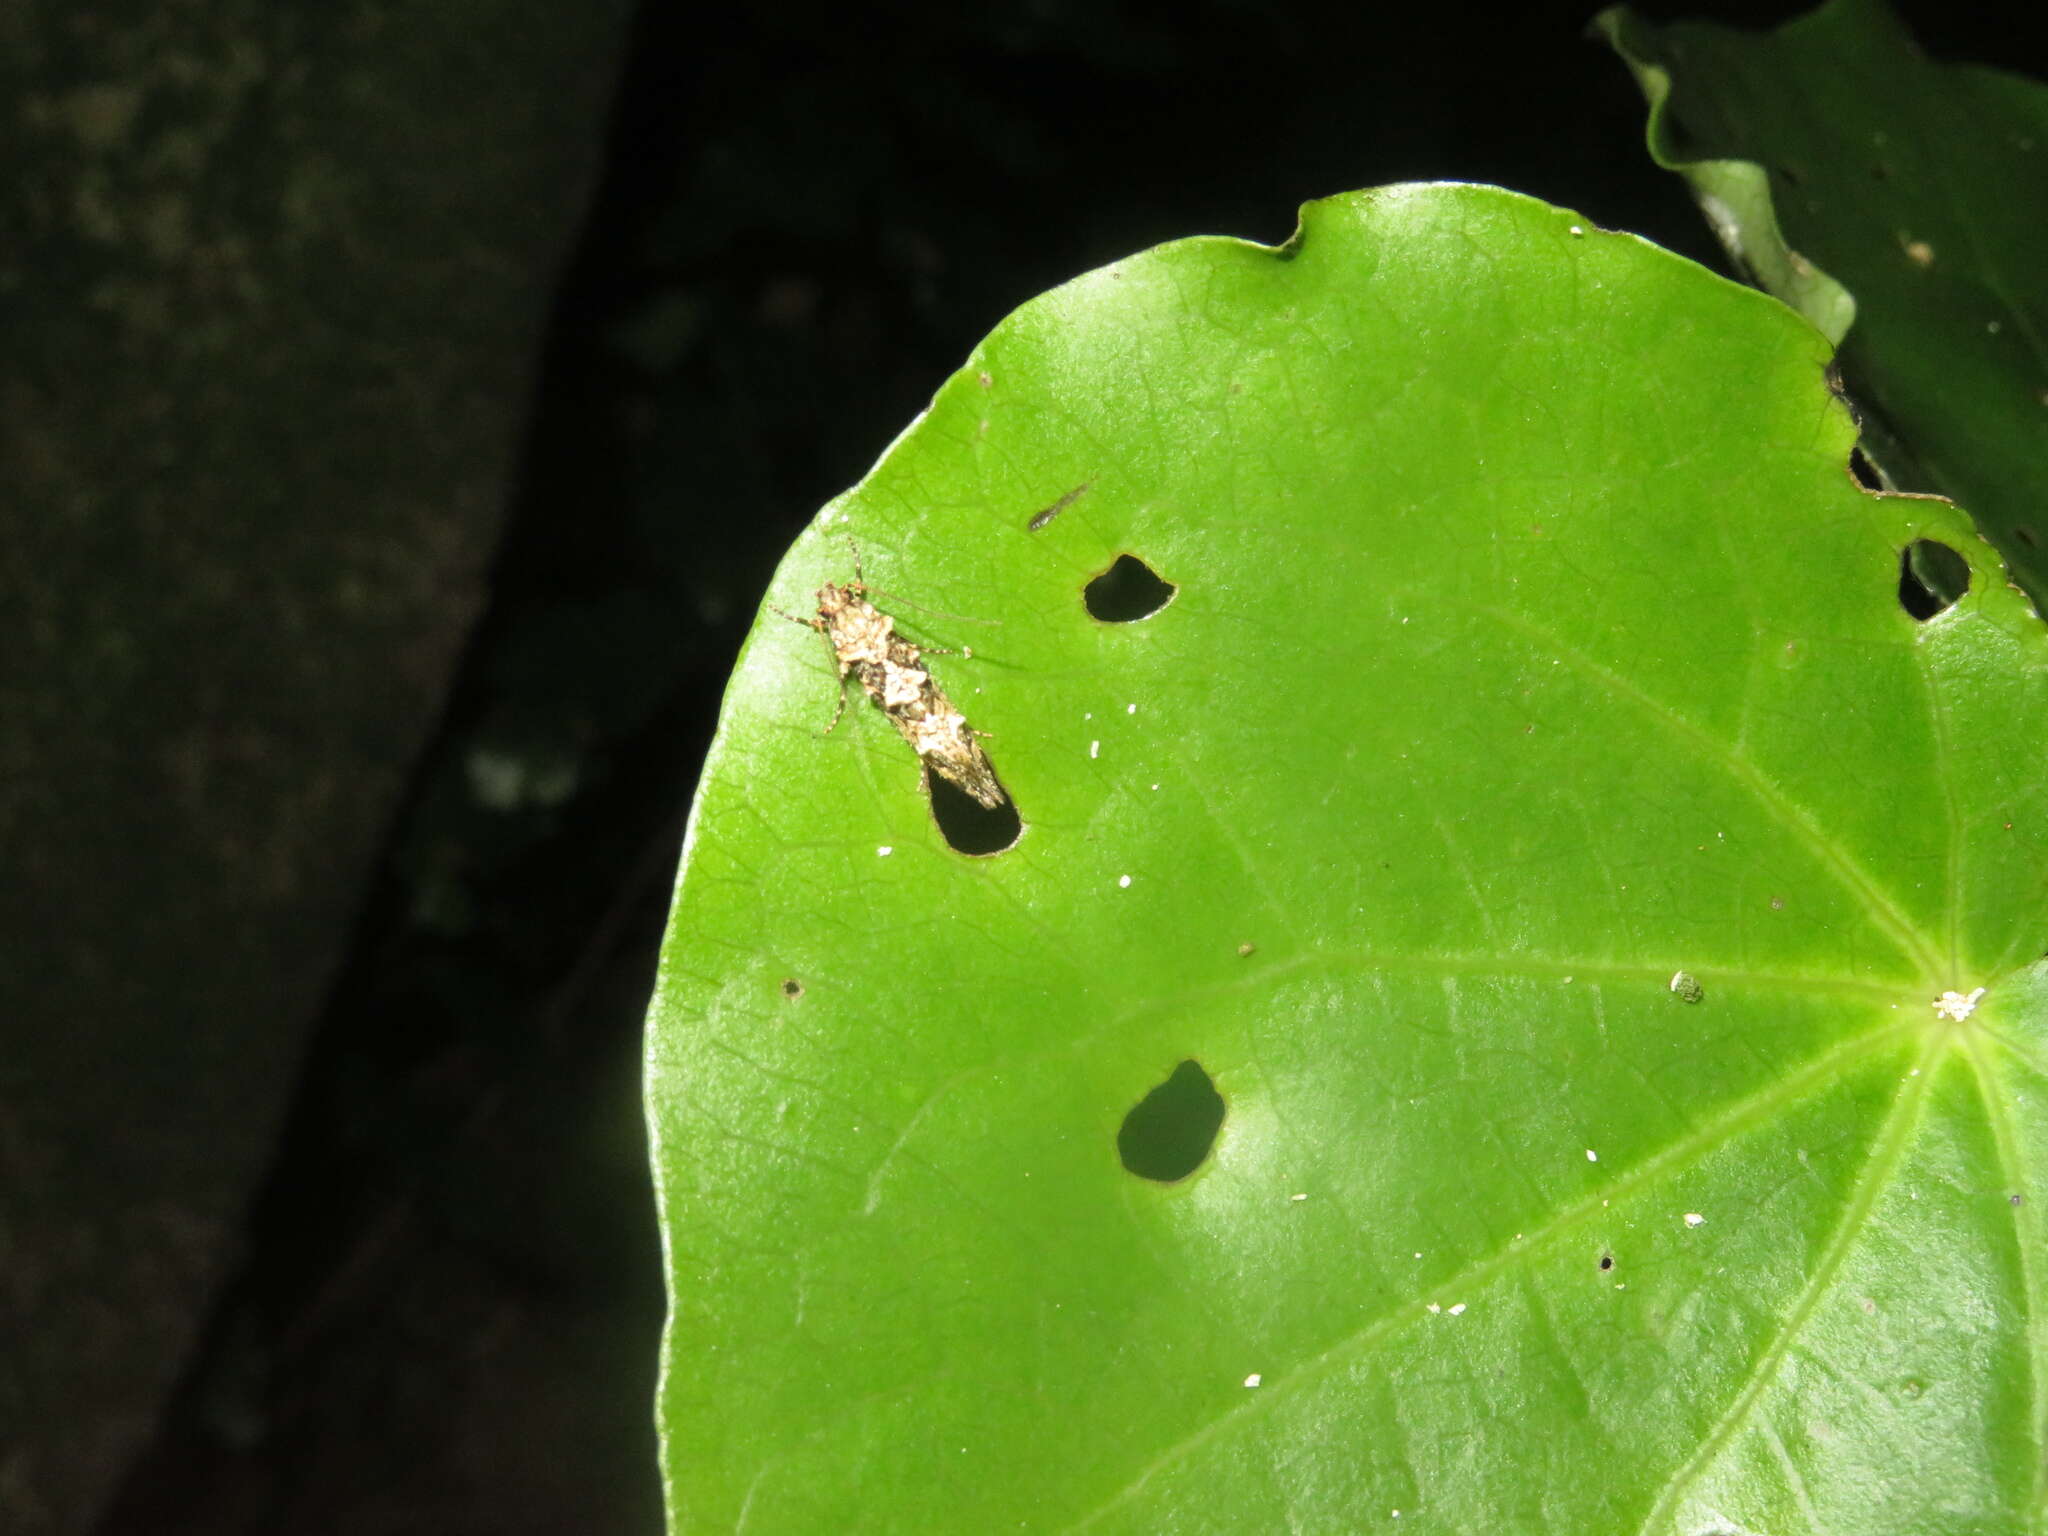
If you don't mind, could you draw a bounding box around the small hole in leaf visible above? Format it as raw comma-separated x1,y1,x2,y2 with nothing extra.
1084,554,1176,622
1848,445,1883,489
927,766,1021,856
1898,539,1970,620
1118,1059,1224,1182
1598,1253,1615,1271
781,978,803,1000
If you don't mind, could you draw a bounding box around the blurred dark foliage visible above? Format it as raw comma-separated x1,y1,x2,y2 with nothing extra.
99,1,2030,1530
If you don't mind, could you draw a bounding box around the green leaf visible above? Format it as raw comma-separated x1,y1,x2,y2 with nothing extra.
645,184,2048,1532
1598,0,2048,609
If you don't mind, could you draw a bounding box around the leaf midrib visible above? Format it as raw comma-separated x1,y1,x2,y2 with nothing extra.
1469,598,1945,983
1630,1032,1943,1533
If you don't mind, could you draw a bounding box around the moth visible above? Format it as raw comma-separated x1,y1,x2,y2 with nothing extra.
1027,481,1090,532
780,556,1005,809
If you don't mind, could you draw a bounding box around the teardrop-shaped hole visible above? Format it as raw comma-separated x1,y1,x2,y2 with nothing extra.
928,766,1021,855
1898,539,1969,621
1117,1059,1224,1182
1084,555,1175,622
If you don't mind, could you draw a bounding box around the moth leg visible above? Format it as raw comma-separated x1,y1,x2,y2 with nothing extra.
822,672,852,735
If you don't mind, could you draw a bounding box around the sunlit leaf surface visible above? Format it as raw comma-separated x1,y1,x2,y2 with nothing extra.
646,184,2048,1534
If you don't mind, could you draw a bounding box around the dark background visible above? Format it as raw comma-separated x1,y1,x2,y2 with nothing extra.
10,1,2030,1531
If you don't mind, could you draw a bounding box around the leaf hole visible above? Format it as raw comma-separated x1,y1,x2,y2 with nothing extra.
1598,1253,1615,1271
927,766,1021,856
1848,445,1883,489
1897,539,1970,621
780,977,803,999
1084,554,1176,623
1118,1059,1224,1183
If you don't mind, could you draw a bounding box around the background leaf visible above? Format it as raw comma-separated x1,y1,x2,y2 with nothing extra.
646,184,2048,1532
1599,0,2048,609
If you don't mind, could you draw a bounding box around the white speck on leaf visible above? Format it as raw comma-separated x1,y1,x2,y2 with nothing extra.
1586,1149,1598,1162
877,845,893,857
1447,1303,1466,1316
1684,1212,1705,1227
1089,740,1100,759
1933,987,1985,1021
1244,1373,1261,1388
1117,875,1132,888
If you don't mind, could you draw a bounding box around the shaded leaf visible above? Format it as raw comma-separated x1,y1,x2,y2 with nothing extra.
1600,0,2048,607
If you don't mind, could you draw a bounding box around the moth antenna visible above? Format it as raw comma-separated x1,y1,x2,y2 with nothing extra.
826,534,997,627
861,587,1001,630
